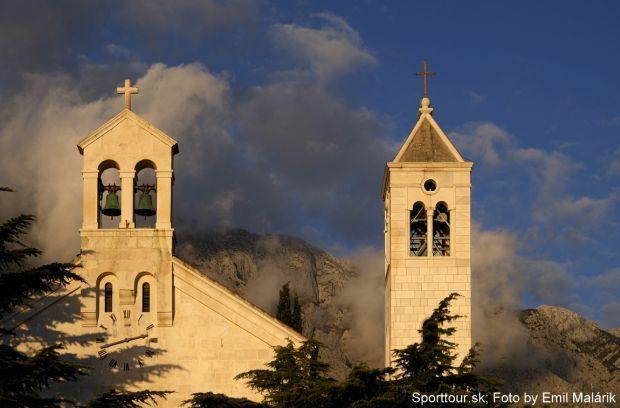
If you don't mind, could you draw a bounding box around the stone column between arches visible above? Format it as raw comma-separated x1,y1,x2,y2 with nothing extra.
155,170,173,230
82,171,99,230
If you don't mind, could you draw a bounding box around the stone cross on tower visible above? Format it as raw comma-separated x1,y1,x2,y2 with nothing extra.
116,79,139,110
415,60,437,97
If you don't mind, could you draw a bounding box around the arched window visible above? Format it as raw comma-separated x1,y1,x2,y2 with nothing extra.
410,202,427,256
142,282,151,313
134,160,157,228
433,203,450,256
104,282,113,313
98,160,121,229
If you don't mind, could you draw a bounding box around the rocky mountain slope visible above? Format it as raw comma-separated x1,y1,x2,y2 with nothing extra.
176,229,619,397
483,306,619,402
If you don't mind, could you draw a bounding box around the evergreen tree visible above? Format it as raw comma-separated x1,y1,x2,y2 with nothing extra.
276,283,303,333
276,283,292,326
183,392,266,408
235,339,335,408
84,390,171,408
0,187,86,407
387,293,501,406
328,363,394,408
290,293,303,333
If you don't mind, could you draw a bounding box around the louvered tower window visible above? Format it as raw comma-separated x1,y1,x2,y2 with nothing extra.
410,202,428,256
433,202,450,256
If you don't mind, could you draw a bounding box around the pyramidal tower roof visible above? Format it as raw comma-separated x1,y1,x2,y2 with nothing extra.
393,96,464,163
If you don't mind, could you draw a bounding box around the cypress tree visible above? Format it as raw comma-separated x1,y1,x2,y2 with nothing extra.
276,283,303,334
290,293,303,333
276,282,292,325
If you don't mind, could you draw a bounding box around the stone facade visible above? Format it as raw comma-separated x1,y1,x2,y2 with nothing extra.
1,91,304,406
383,97,473,368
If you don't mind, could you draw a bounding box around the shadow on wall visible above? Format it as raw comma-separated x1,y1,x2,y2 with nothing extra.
7,285,181,402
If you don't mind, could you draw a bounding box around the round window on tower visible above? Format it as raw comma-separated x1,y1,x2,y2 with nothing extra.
423,179,437,193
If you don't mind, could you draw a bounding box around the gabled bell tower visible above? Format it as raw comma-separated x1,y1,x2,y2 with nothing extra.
382,64,473,367
77,79,179,329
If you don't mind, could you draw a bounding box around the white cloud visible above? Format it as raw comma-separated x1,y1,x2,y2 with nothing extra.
465,89,486,105
271,13,377,83
451,122,616,241
105,44,133,58
587,267,620,289
471,223,584,368
450,122,512,165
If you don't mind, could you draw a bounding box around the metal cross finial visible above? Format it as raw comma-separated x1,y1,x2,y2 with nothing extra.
116,79,139,110
415,60,437,97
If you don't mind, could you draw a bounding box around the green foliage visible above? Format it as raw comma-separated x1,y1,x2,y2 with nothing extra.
392,292,463,390
236,339,334,407
0,262,83,321
0,188,87,406
183,392,266,408
276,283,292,326
0,344,85,407
389,292,502,406
276,283,303,333
84,389,172,408
290,293,303,333
235,292,501,407
327,363,394,408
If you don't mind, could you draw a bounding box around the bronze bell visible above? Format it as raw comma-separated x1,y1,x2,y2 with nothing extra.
135,184,156,218
101,185,121,218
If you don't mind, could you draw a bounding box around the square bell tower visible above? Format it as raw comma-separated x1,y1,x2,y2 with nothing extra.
382,89,473,367
77,79,179,329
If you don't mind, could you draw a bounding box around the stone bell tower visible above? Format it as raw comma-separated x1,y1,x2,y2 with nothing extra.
77,79,178,329
382,63,473,367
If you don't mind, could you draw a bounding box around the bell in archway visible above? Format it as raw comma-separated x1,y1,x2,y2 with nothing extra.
135,184,156,218
101,185,121,218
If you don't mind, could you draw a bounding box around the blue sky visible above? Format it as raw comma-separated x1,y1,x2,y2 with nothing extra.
0,1,618,327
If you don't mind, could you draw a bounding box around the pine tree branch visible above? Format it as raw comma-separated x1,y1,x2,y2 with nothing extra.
83,389,172,408
0,263,84,320
0,344,86,407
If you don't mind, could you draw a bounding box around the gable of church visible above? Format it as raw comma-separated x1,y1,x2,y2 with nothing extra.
398,117,459,162
77,109,179,156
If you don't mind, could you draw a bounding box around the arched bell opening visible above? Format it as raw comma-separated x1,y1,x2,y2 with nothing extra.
98,160,121,229
433,202,450,256
410,202,428,256
134,160,157,228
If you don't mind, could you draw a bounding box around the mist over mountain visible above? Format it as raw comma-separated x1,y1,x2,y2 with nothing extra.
176,228,619,397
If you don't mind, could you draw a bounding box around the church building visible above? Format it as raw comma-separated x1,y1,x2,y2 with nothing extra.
382,63,473,367
1,80,304,406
